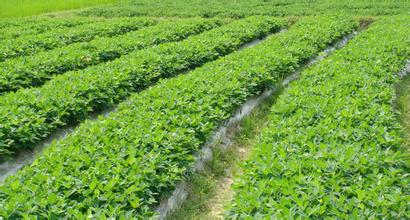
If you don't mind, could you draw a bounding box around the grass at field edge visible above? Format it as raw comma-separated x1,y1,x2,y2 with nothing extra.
0,0,121,18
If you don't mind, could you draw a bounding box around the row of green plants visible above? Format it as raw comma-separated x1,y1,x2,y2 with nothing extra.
0,16,284,156
0,18,222,93
0,17,96,41
0,17,156,62
78,0,409,18
0,17,56,29
0,16,358,218
227,16,409,218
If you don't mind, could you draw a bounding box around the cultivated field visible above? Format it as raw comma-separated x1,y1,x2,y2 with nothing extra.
0,0,118,18
0,0,408,218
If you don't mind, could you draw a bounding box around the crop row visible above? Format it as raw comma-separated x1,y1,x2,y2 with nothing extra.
0,17,156,62
0,16,283,156
0,16,358,218
227,16,409,218
0,17,97,41
78,0,409,18
0,17,54,29
0,18,222,93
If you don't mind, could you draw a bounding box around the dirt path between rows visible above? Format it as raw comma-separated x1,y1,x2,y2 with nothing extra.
167,95,274,219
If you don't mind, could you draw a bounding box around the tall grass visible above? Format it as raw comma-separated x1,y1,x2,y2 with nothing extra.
0,0,119,18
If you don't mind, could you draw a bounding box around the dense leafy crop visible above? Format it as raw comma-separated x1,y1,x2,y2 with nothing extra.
0,18,222,93
0,17,156,61
0,17,96,40
0,16,357,218
0,17,52,29
227,17,409,218
0,16,283,156
78,0,409,18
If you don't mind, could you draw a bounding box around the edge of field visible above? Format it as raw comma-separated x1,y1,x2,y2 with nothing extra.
0,0,118,19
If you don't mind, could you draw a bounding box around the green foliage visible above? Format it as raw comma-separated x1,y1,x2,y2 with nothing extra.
396,72,410,150
0,0,119,18
0,18,222,93
169,92,278,219
0,15,357,218
0,17,97,40
78,0,410,18
0,18,35,29
227,16,409,218
0,17,156,61
0,16,284,156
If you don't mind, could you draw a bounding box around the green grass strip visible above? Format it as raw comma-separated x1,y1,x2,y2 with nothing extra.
0,18,222,93
0,15,357,218
0,0,117,18
227,16,409,218
0,16,283,156
0,17,156,61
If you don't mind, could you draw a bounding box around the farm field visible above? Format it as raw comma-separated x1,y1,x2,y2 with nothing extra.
0,0,119,18
0,0,409,218
397,73,410,150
